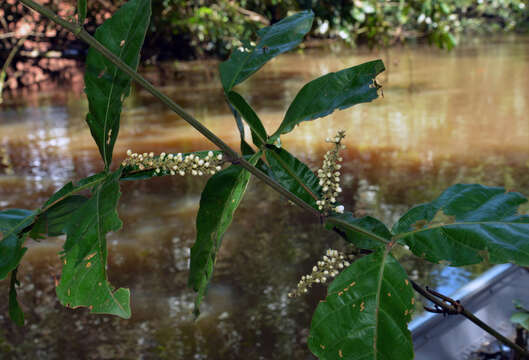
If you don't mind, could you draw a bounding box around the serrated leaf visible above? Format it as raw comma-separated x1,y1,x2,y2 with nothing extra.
227,91,267,147
393,184,529,266
219,10,314,92
85,0,151,168
308,248,414,360
326,212,391,250
0,209,35,280
189,152,261,315
77,0,87,25
265,147,320,208
56,170,130,318
8,268,24,326
270,60,385,141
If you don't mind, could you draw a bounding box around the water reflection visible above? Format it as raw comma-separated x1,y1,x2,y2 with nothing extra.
1,36,529,358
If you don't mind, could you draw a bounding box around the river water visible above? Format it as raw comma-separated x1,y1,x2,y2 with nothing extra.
1,36,529,359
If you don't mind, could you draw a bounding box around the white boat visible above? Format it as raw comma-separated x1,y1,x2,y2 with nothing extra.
410,264,529,359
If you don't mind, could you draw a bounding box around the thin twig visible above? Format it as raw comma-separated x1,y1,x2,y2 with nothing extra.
17,0,320,219
14,2,529,358
0,36,28,104
411,280,529,358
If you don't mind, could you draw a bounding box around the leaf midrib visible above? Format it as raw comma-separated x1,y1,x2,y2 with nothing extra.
394,220,529,240
101,0,143,167
373,248,389,360
268,149,318,202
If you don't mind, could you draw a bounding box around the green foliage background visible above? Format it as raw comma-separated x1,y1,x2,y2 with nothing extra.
149,0,529,58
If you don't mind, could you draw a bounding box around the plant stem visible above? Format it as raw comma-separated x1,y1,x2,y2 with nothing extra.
411,280,529,359
16,2,526,357
326,216,390,245
18,0,320,218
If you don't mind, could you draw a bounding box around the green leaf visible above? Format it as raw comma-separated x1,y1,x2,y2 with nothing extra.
30,196,88,239
265,146,320,208
41,173,107,209
8,268,24,326
228,98,255,155
0,209,35,280
227,91,267,146
326,212,391,250
77,0,87,25
29,173,107,239
219,10,314,92
56,170,130,318
514,299,529,313
84,0,151,168
393,184,529,266
511,312,529,331
270,60,385,141
308,248,414,360
189,152,261,315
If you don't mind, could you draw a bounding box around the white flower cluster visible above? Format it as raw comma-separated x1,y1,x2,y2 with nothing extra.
316,130,345,215
122,150,225,176
288,249,352,298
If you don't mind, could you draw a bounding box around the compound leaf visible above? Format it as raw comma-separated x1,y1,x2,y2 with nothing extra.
308,248,414,360
189,152,261,315
56,170,130,318
219,10,314,92
393,184,529,266
85,0,151,168
271,60,385,141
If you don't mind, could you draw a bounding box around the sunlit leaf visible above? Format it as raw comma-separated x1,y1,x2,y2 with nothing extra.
326,212,391,250
265,146,320,208
189,152,261,315
85,0,151,168
219,10,314,92
8,268,24,326
308,248,414,360
56,170,130,318
0,209,35,280
393,184,529,266
270,60,385,141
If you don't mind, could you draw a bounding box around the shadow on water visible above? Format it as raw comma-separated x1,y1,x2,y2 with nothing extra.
1,36,529,359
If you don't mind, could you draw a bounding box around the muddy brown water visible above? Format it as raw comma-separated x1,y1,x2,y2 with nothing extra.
1,36,529,359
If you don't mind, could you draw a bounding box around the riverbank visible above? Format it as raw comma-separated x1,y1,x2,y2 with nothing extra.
2,0,528,93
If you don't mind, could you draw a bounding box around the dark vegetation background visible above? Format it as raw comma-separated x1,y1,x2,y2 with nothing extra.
1,0,528,90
